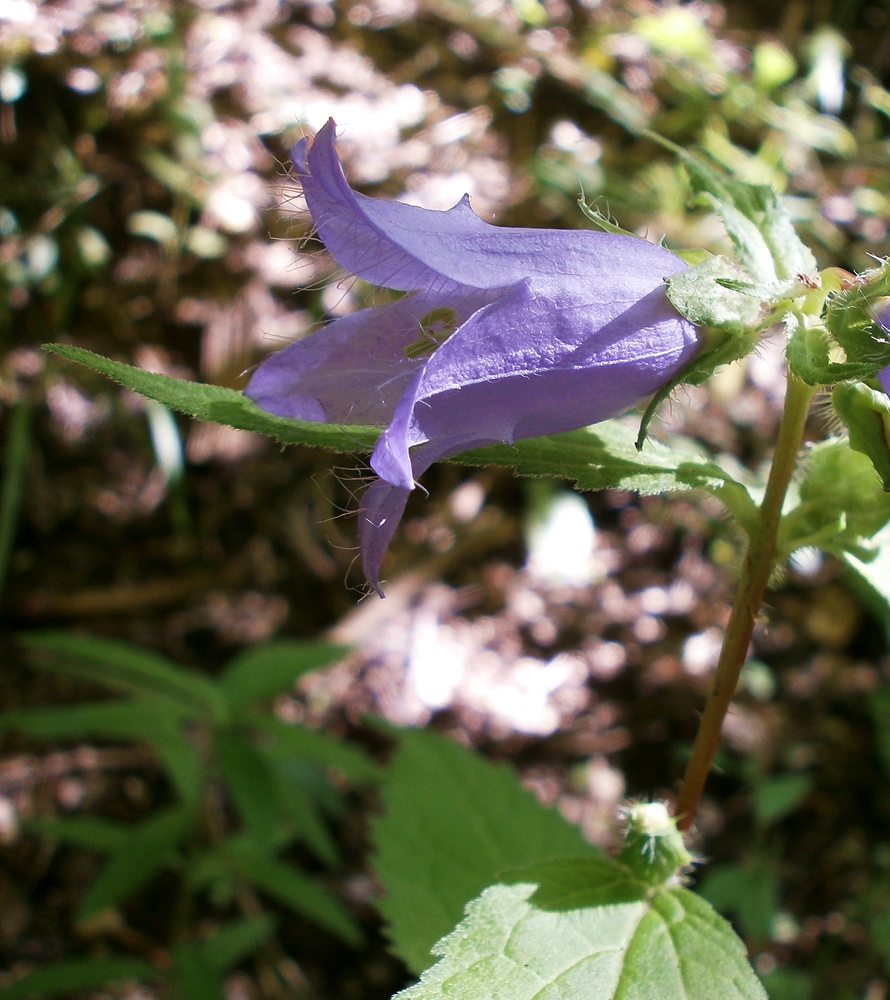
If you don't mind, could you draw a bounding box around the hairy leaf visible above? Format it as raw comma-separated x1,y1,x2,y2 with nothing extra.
398,858,767,1000
44,344,380,451
47,344,755,512
372,729,595,974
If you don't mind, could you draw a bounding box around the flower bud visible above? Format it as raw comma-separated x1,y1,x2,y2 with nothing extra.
832,381,890,490
617,802,693,887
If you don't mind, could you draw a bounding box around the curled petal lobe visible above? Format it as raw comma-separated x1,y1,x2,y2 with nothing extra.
249,120,701,593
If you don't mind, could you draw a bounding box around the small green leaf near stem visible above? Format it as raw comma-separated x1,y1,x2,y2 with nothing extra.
674,374,817,830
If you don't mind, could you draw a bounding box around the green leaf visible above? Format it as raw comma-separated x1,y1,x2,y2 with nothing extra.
753,774,812,827
462,420,759,515
396,858,767,999
824,260,890,372
223,839,361,945
220,641,348,715
44,344,380,452
78,807,193,921
666,255,765,333
758,967,814,1000
2,700,204,806
20,631,222,719
26,816,130,852
371,728,596,974
151,727,205,806
0,957,157,1000
779,439,890,561
832,382,890,489
46,343,755,513
194,915,276,972
785,313,880,386
254,716,381,783
171,944,224,1000
700,195,779,288
698,860,779,941
214,730,282,844
0,701,181,743
577,200,637,237
171,916,276,1000
667,145,816,282
844,521,890,629
263,752,342,865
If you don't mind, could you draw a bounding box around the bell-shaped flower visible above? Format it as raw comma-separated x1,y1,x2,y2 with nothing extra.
246,119,700,594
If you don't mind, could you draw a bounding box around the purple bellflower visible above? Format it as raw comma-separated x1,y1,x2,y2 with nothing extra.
246,119,700,594
879,305,890,397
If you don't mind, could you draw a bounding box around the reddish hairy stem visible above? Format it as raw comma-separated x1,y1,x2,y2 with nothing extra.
674,375,816,831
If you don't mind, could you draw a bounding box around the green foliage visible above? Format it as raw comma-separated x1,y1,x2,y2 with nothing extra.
776,439,890,568
43,345,381,453
0,957,158,1000
843,521,890,629
666,255,766,334
372,735,764,1000
170,917,276,1000
1,632,374,998
698,768,812,947
698,859,780,941
753,774,813,828
759,967,815,1000
832,382,890,490
395,859,767,1000
371,728,595,974
47,343,761,534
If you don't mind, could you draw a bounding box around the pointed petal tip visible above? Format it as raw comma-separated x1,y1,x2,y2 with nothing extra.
358,478,413,597
292,137,309,173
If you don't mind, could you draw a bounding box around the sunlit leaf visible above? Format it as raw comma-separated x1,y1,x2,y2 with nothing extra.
46,345,756,511
372,729,595,974
397,858,767,999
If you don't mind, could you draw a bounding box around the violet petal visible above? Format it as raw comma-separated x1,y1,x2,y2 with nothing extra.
878,305,890,396
298,119,692,295
245,287,499,425
370,279,699,490
357,477,412,595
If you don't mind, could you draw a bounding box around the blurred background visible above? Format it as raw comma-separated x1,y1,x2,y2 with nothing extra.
4,0,890,997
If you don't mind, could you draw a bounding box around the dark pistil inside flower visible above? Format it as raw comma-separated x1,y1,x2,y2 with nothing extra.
403,306,460,359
